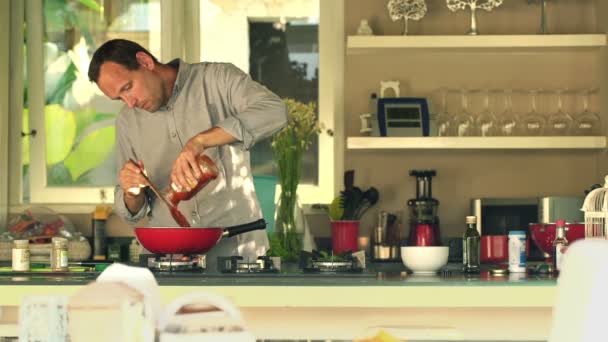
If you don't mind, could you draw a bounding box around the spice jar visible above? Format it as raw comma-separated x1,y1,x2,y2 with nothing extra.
51,237,69,272
12,240,30,271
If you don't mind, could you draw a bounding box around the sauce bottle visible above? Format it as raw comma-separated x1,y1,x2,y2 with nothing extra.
553,219,569,272
162,154,219,227
462,216,480,273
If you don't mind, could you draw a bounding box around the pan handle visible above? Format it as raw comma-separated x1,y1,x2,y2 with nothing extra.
223,219,267,238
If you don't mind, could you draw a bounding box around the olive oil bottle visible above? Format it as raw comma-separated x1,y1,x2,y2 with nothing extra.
463,216,480,273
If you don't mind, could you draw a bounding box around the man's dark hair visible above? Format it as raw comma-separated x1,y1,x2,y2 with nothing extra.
88,39,159,83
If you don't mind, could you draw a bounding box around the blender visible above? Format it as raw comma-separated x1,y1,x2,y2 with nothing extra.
407,170,441,246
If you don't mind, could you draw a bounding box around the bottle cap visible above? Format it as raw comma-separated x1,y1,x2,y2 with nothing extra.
465,216,476,224
509,230,526,235
94,204,112,220
556,219,566,227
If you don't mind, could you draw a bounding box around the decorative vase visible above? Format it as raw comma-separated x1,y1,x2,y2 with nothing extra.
273,191,303,262
467,6,479,35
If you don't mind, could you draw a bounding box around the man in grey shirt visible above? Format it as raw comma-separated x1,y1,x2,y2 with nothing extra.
88,39,287,271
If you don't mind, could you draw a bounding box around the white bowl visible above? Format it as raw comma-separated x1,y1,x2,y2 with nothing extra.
400,246,449,274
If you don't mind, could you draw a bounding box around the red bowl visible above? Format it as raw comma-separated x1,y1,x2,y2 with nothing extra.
529,223,585,256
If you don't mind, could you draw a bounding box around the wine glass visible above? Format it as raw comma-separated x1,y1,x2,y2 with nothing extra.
546,89,573,136
435,88,451,137
572,89,601,136
519,89,546,136
474,89,497,136
450,89,475,137
496,89,519,136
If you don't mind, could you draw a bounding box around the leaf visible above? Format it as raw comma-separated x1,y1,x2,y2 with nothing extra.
45,104,77,165
46,62,77,105
328,196,344,220
63,125,115,181
77,0,101,12
47,162,72,185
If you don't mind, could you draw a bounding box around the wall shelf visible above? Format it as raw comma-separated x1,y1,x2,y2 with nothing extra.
347,34,607,54
347,136,608,150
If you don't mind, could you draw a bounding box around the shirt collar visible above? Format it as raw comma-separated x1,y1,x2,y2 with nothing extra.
160,58,190,110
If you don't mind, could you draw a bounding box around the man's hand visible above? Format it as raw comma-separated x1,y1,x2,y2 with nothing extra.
171,127,236,191
119,159,148,214
171,133,206,191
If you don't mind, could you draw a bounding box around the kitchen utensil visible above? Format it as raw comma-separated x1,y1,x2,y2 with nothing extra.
407,170,441,246
129,159,190,227
400,246,448,274
529,222,585,258
134,219,266,255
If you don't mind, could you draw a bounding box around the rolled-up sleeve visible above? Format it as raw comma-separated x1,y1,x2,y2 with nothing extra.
113,112,149,224
214,63,288,150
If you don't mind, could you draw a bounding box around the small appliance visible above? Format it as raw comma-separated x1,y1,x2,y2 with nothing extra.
407,170,441,247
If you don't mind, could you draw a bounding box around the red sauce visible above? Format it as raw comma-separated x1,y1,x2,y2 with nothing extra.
165,155,219,227
170,206,191,227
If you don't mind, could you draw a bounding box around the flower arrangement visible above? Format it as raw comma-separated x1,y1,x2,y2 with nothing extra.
269,98,321,261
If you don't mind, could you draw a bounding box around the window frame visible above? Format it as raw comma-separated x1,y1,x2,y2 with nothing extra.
8,0,344,212
0,0,10,227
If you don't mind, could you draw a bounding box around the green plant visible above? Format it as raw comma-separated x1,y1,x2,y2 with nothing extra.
270,98,321,261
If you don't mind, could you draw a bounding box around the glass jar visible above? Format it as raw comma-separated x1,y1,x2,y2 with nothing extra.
12,240,30,271
163,154,219,206
162,154,219,227
51,237,69,272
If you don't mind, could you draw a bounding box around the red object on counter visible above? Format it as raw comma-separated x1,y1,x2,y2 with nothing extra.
530,222,585,257
481,235,508,263
481,235,532,263
413,223,436,246
331,220,359,254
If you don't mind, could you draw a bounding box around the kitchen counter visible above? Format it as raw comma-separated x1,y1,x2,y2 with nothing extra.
0,264,557,341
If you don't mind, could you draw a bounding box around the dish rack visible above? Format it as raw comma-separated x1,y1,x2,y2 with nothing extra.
581,176,608,238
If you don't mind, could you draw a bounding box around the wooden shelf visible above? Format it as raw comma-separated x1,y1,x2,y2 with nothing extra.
347,34,607,54
347,136,608,150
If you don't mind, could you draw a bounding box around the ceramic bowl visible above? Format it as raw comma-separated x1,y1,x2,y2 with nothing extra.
400,246,449,274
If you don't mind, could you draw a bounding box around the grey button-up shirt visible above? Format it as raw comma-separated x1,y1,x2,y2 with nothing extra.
114,60,287,264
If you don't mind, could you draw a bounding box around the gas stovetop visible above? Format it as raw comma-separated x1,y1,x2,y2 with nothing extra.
218,256,280,274
138,252,375,277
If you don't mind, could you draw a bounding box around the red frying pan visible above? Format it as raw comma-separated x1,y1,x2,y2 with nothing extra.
134,219,267,254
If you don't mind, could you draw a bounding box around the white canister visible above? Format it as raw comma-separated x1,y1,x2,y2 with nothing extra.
12,240,30,271
508,231,527,273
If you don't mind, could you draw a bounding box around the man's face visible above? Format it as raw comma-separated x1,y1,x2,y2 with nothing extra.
96,52,167,112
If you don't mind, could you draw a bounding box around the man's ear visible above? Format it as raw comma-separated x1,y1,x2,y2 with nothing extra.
135,51,155,70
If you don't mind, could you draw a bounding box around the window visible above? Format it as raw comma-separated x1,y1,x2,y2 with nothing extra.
16,0,161,204
9,0,343,208
198,0,343,204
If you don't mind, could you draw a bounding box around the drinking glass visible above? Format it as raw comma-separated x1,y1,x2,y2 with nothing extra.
546,89,573,136
435,88,451,137
519,89,546,136
496,89,519,136
474,89,497,136
572,89,601,136
450,89,475,137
